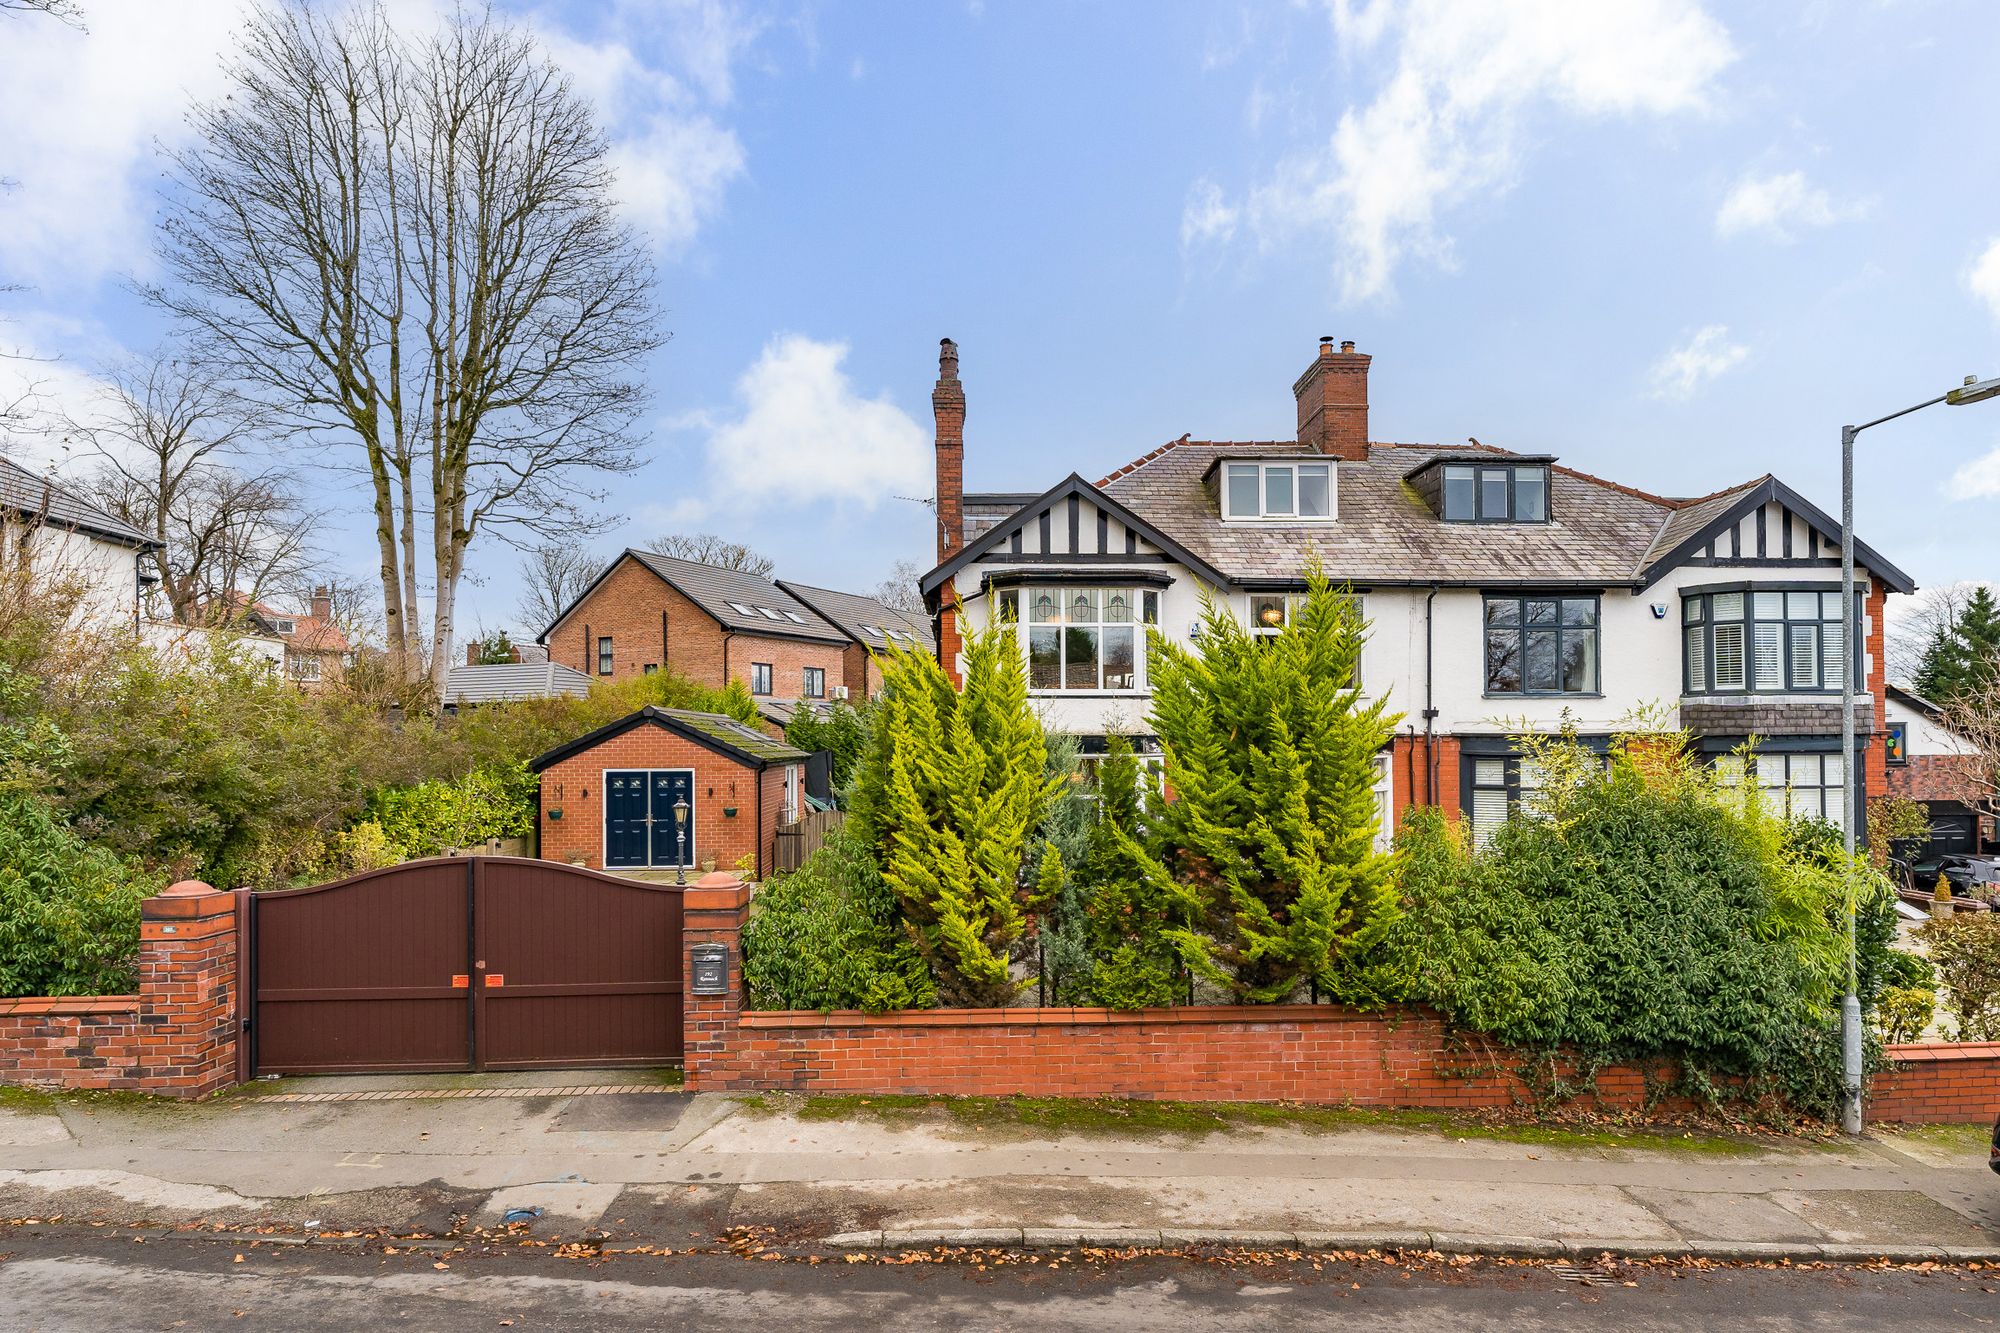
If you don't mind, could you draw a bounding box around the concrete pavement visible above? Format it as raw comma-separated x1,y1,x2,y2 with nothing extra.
1,1073,1996,1262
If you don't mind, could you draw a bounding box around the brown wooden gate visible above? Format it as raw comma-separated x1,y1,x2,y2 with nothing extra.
249,857,684,1076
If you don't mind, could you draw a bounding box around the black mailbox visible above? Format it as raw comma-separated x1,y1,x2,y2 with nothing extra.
690,944,728,996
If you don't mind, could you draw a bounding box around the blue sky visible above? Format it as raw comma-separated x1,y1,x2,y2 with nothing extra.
4,0,1999,642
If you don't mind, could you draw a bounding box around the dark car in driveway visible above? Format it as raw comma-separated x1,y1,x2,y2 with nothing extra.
1991,1113,1999,1175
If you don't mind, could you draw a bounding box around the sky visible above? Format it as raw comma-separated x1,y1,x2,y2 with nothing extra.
3,0,2000,646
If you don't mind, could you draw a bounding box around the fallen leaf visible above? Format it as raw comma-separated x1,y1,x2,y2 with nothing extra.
433,1262,450,1271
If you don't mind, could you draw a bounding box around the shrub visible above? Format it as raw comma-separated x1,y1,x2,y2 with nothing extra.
741,826,933,1012
1146,561,1403,1003
0,790,159,997
1875,987,1936,1044
1918,913,2000,1041
848,627,1058,1006
1072,735,1185,1010
365,763,538,859
784,697,868,796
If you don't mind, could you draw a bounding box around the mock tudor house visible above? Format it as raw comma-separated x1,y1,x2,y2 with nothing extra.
538,549,932,709
919,337,1917,845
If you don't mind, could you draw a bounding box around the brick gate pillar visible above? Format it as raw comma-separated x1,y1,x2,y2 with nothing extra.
138,880,240,1099
682,871,749,1090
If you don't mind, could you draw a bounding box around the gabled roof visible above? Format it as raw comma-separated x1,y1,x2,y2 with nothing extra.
539,549,847,645
528,705,808,773
1635,474,1915,593
774,580,934,653
0,453,155,549
444,660,593,706
920,472,1236,597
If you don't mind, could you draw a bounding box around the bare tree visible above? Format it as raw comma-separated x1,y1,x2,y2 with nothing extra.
1887,583,1978,691
0,0,84,27
869,557,925,611
151,1,659,697
63,354,318,623
643,532,774,576
515,538,599,633
1929,670,2000,825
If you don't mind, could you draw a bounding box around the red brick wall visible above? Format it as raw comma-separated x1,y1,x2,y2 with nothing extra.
0,883,239,1099
538,724,794,879
1388,734,1463,830
1868,1042,2000,1124
1885,754,1983,804
546,555,853,696
680,876,2000,1122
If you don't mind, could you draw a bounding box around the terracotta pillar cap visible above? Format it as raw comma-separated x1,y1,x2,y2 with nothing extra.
693,871,743,889
159,879,219,897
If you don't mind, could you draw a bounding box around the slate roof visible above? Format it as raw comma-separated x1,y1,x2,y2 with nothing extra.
1098,441,1675,587
529,705,808,772
0,453,154,548
608,550,847,643
444,660,593,706
775,580,935,653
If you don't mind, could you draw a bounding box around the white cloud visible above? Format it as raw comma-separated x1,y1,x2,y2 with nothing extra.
1180,180,1240,252
531,4,756,257
0,0,247,294
1715,169,1857,241
1969,237,2000,323
1949,443,2000,500
1216,0,1734,302
705,335,930,509
1648,324,1748,400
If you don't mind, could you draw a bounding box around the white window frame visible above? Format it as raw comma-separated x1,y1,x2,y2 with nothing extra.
1222,460,1336,522
1001,586,1159,695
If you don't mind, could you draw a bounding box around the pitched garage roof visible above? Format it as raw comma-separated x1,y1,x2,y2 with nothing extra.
528,705,809,772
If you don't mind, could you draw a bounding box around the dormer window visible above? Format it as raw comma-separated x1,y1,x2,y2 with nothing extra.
1223,461,1334,521
1442,464,1548,523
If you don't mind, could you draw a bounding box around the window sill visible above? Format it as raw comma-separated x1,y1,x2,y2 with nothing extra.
1220,516,1337,525
1029,689,1150,698
1481,692,1604,701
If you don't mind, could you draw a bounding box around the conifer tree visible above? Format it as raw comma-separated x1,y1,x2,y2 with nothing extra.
1076,735,1189,1009
848,626,1060,1006
1147,561,1405,1003
1915,585,2000,705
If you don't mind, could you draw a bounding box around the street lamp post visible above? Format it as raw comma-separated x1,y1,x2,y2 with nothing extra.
673,794,690,886
1837,372,2000,1135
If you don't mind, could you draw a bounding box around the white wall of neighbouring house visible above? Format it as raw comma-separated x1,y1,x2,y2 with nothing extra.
2,518,144,634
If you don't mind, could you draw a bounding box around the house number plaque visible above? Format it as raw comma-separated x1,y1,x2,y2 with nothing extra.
690,944,728,996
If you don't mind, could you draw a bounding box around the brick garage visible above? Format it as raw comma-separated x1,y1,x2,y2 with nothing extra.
531,706,807,881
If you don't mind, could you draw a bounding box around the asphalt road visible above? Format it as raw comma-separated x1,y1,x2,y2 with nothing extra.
0,1234,1995,1332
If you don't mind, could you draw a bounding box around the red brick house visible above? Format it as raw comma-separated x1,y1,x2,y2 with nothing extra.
530,706,807,879
538,550,930,707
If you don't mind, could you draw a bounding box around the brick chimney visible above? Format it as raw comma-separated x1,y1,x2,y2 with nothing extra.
1294,336,1370,460
933,338,965,564
310,584,332,623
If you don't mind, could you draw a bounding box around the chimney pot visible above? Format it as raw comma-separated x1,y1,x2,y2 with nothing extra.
1340,340,1356,353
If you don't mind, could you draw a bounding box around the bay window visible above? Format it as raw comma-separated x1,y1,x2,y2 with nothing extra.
1714,751,1849,832
1683,586,1853,694
1002,586,1158,692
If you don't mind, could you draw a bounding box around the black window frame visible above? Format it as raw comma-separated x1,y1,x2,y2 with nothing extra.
750,661,773,696
803,666,826,699
1680,582,1859,697
1441,463,1550,524
596,635,614,675
1481,593,1600,698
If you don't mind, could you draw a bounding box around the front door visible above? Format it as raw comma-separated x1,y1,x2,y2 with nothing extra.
604,770,651,868
648,770,696,870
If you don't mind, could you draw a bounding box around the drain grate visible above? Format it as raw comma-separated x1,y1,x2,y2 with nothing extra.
1547,1263,1618,1287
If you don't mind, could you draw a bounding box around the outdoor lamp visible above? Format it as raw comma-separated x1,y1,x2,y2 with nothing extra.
672,794,690,885
1835,368,1999,1135
1259,602,1284,627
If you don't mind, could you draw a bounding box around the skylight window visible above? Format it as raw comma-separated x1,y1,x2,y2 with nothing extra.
726,601,755,616
755,606,783,620
782,611,807,624
1222,461,1334,521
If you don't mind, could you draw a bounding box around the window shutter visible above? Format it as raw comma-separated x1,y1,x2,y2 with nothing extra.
1752,623,1782,690
1712,622,1745,690
1788,624,1818,689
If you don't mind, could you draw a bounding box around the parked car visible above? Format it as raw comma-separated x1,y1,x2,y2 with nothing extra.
1991,1112,1999,1175
1936,855,2000,907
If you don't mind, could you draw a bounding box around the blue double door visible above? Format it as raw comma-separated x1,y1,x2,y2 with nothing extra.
604,769,697,869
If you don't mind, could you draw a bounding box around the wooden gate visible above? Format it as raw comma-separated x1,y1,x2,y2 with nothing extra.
248,857,684,1076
